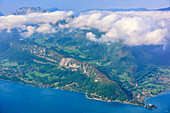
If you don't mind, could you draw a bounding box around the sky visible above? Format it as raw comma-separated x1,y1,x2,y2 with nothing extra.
0,0,169,14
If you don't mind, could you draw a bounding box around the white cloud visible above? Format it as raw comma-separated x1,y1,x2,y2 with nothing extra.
66,11,170,46
20,26,36,38
36,23,55,33
0,10,170,46
0,11,73,34
86,32,98,41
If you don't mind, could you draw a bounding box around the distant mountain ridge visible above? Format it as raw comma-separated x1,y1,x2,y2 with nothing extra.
13,7,60,15
46,7,59,12
83,7,170,12
83,8,150,12
0,12,4,16
13,7,48,15
157,7,170,11
10,6,170,16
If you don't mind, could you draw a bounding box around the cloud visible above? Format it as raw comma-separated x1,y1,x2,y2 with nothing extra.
0,10,170,46
66,11,170,46
36,23,56,33
0,11,73,33
20,26,36,38
19,24,56,38
86,32,98,41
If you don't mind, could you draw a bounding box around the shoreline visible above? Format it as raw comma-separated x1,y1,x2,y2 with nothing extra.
144,89,170,100
85,93,143,106
0,79,169,107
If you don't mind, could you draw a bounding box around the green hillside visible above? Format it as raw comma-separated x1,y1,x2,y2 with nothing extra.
0,29,169,105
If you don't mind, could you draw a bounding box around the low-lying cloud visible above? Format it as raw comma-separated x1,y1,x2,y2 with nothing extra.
67,11,170,46
0,11,73,36
0,10,170,46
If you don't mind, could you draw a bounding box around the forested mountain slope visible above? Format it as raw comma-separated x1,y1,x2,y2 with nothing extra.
0,29,169,105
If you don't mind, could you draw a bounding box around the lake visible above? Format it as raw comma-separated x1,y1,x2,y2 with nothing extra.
0,80,169,113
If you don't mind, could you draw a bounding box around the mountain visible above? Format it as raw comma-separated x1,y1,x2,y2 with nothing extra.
11,6,170,16
0,7,170,105
83,7,170,12
13,7,60,15
46,7,59,12
0,12,4,16
0,28,169,105
14,7,48,15
83,8,150,12
0,30,132,103
157,7,170,11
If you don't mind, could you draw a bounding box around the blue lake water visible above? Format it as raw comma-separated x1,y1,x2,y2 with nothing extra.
0,80,169,113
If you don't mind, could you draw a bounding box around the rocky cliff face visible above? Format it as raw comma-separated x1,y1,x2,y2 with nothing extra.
59,58,112,83
14,7,48,15
24,44,114,83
